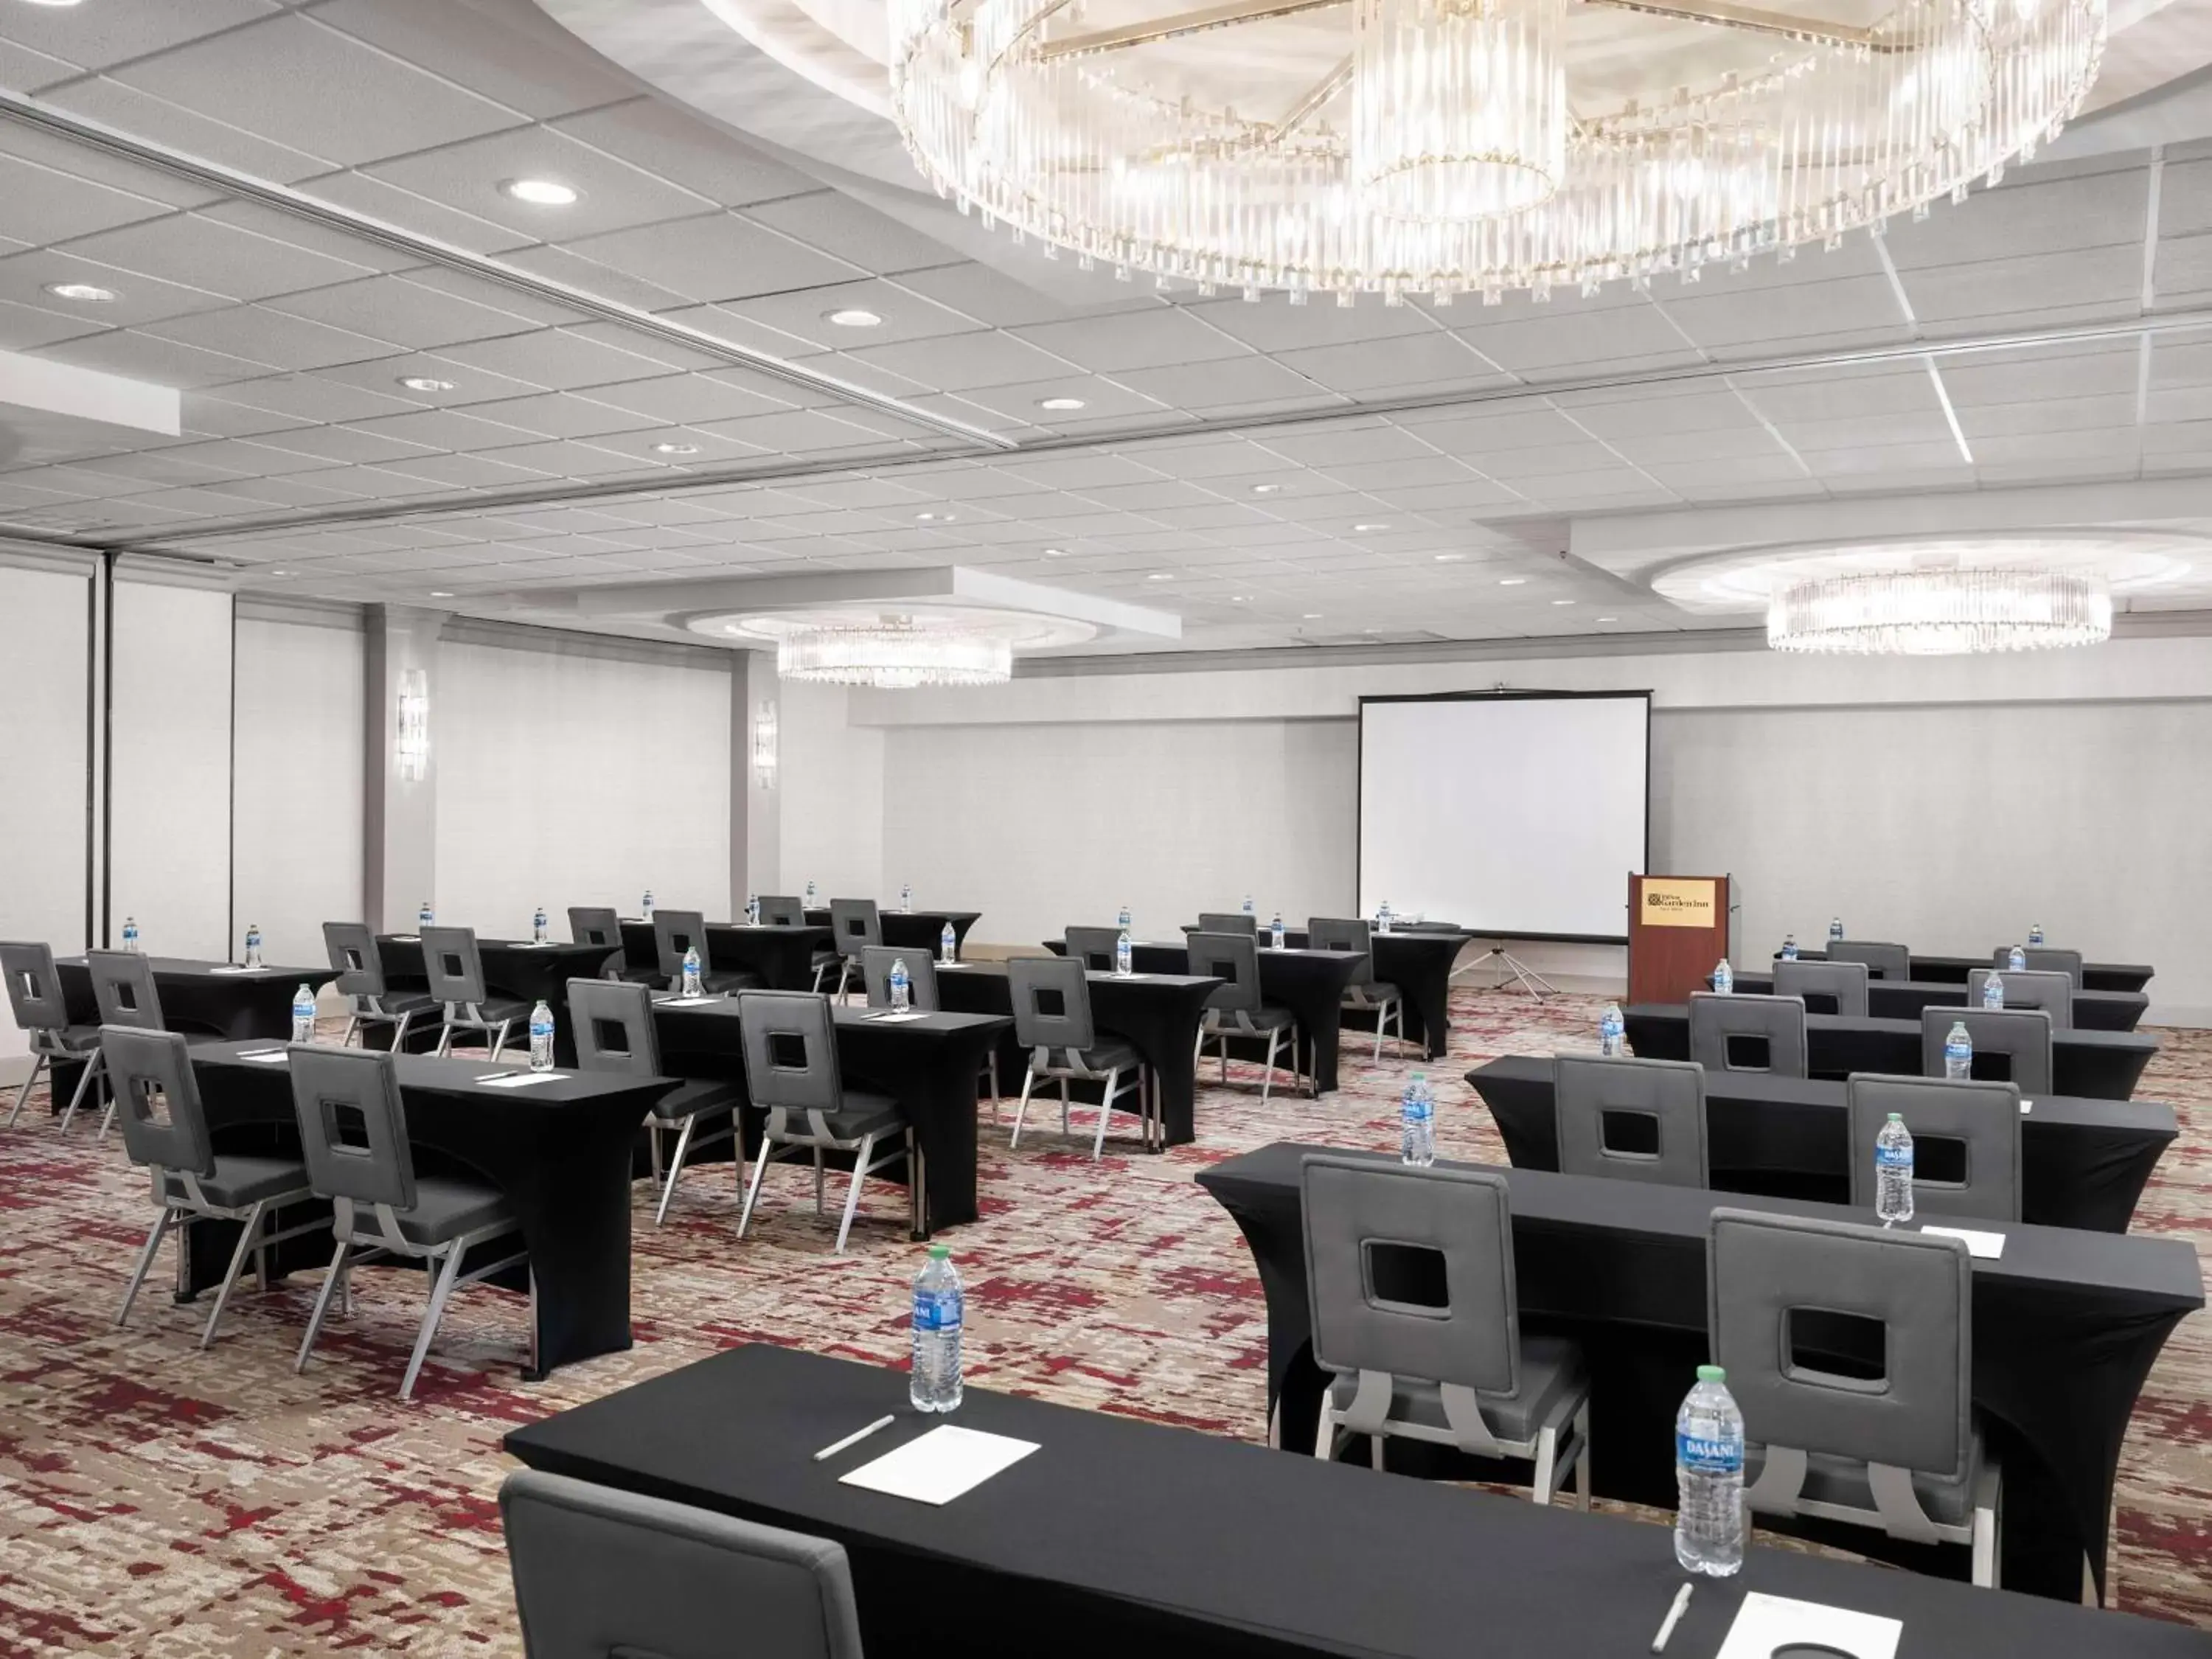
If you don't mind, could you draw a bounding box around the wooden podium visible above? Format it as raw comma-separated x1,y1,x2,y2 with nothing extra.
1627,874,1733,1005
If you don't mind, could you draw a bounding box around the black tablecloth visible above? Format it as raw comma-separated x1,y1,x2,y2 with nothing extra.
375,935,614,1064
1197,1143,2201,1603
1731,971,2149,1032
616,919,835,992
1467,1055,2177,1233
504,1345,2208,1659
1178,927,1472,1060
934,963,1222,1146
189,1042,675,1379
804,908,982,955
648,1001,1009,1236
1783,947,2154,995
1625,1003,2157,1101
55,955,338,1039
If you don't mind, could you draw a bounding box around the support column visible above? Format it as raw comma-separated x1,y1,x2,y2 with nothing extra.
364,605,446,931
737,649,781,900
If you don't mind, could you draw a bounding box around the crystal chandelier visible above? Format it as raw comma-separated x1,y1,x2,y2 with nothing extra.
1767,568,2112,655
888,0,2105,302
776,616,1014,686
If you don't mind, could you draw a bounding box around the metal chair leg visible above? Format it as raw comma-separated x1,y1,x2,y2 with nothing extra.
116,1208,175,1326
1261,1027,1281,1106
340,1014,360,1048
296,1239,352,1373
737,1140,773,1238
835,1133,876,1252
390,1009,414,1051
434,1020,455,1058
199,1200,266,1349
488,1020,511,1060
1373,1003,1385,1065
58,1050,104,1132
654,1116,697,1225
400,1242,468,1400
813,1146,825,1214
1059,1076,1069,1138
1573,1404,1592,1511
1091,1068,1120,1160
1010,1065,1037,1147
7,1053,48,1128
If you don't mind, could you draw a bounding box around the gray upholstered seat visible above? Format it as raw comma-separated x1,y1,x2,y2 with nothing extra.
1773,958,1871,1018
1310,917,1410,1062
1831,940,1911,981
1964,967,2073,1031
823,900,881,1001
1006,955,1152,1158
288,1044,526,1399
1687,990,1807,1079
1552,1053,1708,1187
324,921,438,1050
1063,926,1123,972
568,907,658,986
1846,1073,2023,1222
1990,945,2084,989
758,895,807,928
1189,931,1301,1103
1301,1154,1590,1506
1919,1006,2053,1094
736,990,914,1252
421,927,530,1059
1198,910,1259,935
860,945,939,1011
87,950,187,1138
1707,1207,1999,1585
653,909,759,997
1,940,104,1130
499,1469,866,1659
571,978,740,1227
104,1026,321,1350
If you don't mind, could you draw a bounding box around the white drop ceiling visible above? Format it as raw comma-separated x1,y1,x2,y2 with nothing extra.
2,0,2211,655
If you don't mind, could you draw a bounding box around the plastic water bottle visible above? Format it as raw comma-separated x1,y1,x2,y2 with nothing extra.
746,894,759,925
527,1001,555,1071
1944,1019,1972,1081
1829,917,1844,944
1599,1002,1625,1058
244,924,264,970
122,916,140,953
939,922,957,965
1674,1366,1745,1577
2008,944,2027,972
1982,970,2006,1009
1400,1071,1436,1166
910,1245,964,1413
641,888,654,922
1270,911,1285,950
1115,928,1133,976
681,946,702,998
804,879,817,906
418,899,434,931
1712,958,1733,995
291,983,316,1045
532,906,548,945
1780,933,1798,961
1874,1111,1915,1225
890,957,911,1011
1377,900,1393,934
2028,922,2045,947
1242,894,1255,917
900,883,913,912
1118,903,1132,934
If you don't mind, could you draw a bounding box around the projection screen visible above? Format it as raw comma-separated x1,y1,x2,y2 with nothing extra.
1357,691,1651,943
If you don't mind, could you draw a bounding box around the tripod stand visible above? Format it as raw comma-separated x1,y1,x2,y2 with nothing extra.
1453,939,1557,1000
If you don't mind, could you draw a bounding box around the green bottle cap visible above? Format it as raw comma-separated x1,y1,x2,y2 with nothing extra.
1887,1112,1903,1121
1697,1364,1726,1383
928,1245,951,1260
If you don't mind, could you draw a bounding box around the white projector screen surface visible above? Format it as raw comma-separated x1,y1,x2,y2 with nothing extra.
1359,693,1649,942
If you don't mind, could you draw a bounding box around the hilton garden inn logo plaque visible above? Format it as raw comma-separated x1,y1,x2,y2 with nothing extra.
1642,879,1719,928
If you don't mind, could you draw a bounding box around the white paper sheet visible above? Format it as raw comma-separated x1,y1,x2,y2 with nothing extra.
478,1071,567,1089
655,995,712,1006
2020,1099,2034,1114
389,935,421,942
839,1425,1038,1506
210,966,274,975
864,1010,928,1023
236,1050,290,1065
1715,1591,1903,1659
1919,1224,2006,1259
513,941,555,949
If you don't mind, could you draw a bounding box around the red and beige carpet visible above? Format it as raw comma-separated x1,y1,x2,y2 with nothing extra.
1,989,2206,1652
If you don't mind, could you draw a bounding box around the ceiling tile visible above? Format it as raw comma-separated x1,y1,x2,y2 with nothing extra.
0,152,186,246
740,190,964,275
556,214,862,305
1660,274,1910,352
260,272,548,349
434,326,700,392
358,125,717,244
1108,354,1338,414
546,99,821,209
53,212,384,303
0,246,236,327
1271,333,1509,395
1009,306,1251,373
0,0,279,72
310,0,639,119
140,303,400,371
41,76,331,185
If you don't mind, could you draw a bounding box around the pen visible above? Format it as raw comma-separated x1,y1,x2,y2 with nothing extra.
475,1071,516,1084
813,1414,895,1462
1651,1582,1693,1653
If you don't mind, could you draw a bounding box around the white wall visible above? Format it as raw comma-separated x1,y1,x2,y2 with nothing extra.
232,607,365,966
434,635,733,931
777,678,884,902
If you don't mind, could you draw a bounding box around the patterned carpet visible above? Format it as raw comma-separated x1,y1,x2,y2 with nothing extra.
1,988,2206,1654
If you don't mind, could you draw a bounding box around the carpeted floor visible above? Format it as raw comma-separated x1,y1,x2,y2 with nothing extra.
1,987,2206,1654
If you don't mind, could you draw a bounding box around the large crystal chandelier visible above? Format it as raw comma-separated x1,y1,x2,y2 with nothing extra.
889,0,2105,301
777,616,1014,686
1767,567,2112,655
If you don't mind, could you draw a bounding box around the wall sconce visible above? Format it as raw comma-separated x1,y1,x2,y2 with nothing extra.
752,699,778,789
397,668,429,782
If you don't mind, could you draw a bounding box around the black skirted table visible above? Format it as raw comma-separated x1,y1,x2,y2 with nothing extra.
1467,1054,2177,1233
1197,1144,2202,1604
1729,971,2149,1032
804,908,982,956
187,1042,677,1379
648,1000,1009,1237
616,919,835,992
53,954,338,1038
1781,947,2153,995
934,961,1222,1146
1178,926,1472,1060
376,934,613,1009
504,1344,2209,1659
1624,1002,2157,1101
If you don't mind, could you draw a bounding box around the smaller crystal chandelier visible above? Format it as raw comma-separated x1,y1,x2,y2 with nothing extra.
1767,568,2112,656
776,616,1013,687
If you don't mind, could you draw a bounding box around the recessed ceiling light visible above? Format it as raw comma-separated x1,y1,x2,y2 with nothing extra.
430,591,453,599
268,568,291,577
44,282,116,302
500,178,578,206
1498,577,1528,586
1596,616,1618,622
1354,523,1389,533
400,375,456,392
1228,594,1250,602
1251,483,1282,495
916,511,954,522
1551,598,1576,606
653,442,700,456
1146,571,1174,581
1433,553,1466,563
20,1,86,8
825,308,883,327
1302,612,1324,619
1038,397,1087,411
1042,547,1065,557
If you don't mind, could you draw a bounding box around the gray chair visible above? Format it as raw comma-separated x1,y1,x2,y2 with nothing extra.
1832,940,1911,981
102,1026,321,1349
87,949,170,1138
1686,991,1807,1079
1063,926,1123,972
1708,1208,2000,1586
1990,946,2085,990
735,991,912,1253
860,946,999,1110
1301,1154,1590,1506
500,1469,865,1659
1846,1074,2022,1222
1310,916,1408,1062
421,926,532,1058
288,1045,527,1399
1919,1006,2053,1094
1006,955,1152,1158
1965,968,2073,1031
570,978,744,1227
1198,911,1258,936
568,907,658,987
824,900,880,999
758,895,806,928
1553,1053,1708,1188
1,940,102,1130
1190,931,1301,1103
1773,958,1871,1018
324,922,439,1048
653,909,759,997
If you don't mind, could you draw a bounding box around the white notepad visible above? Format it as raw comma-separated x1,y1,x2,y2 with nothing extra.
865,1010,928,1023
1716,1591,1902,1659
479,1071,566,1089
839,1425,1037,1506
236,1050,289,1065
1921,1224,2006,1259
